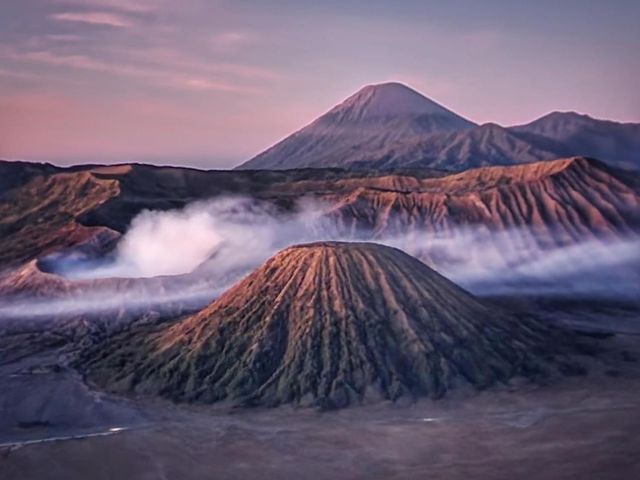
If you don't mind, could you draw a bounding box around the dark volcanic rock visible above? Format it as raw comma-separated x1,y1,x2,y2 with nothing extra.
79,242,580,409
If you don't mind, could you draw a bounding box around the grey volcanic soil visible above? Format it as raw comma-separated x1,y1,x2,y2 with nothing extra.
2,300,640,480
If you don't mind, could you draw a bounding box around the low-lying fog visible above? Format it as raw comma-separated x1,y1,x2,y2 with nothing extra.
1,197,639,320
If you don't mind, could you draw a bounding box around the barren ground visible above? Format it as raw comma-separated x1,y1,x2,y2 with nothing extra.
1,299,640,480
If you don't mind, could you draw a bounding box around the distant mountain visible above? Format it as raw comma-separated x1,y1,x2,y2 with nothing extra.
353,123,559,170
237,84,640,171
511,112,640,170
238,82,476,170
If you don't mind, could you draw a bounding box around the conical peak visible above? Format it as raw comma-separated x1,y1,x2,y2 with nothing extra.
263,241,447,286
80,240,577,408
281,240,396,255
334,82,457,119
198,241,489,334
237,82,475,169
357,82,425,100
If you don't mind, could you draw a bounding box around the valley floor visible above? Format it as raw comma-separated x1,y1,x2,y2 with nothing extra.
1,299,640,480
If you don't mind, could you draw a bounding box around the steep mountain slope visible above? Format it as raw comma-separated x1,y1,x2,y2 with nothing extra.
511,112,640,170
0,160,60,195
355,123,560,170
237,85,639,172
0,169,121,268
325,157,640,243
79,242,580,408
238,82,476,170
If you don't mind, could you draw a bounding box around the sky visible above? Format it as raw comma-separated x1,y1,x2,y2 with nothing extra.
0,0,638,169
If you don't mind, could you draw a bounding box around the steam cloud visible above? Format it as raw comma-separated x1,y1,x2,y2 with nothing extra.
61,197,326,279
392,230,640,297
1,195,638,323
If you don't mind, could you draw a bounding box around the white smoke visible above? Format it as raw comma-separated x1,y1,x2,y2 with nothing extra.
62,196,328,280
1,196,638,323
385,229,640,297
115,208,223,277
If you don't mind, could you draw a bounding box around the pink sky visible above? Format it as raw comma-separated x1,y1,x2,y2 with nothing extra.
0,0,638,168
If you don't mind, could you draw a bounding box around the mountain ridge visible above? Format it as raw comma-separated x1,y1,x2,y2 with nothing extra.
322,82,475,124
1,157,637,280
237,83,640,171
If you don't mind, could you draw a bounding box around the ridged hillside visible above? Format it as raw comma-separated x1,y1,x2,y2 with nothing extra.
325,158,640,242
79,242,581,408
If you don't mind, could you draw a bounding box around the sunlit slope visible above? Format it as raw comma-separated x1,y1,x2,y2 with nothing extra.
79,242,581,408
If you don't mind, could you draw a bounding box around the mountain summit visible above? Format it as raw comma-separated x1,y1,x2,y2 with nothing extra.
512,112,640,170
237,84,640,172
238,82,475,170
79,241,580,409
323,82,473,124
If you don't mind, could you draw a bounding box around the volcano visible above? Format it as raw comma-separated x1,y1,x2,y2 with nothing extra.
80,242,581,408
236,83,639,172
237,82,476,170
